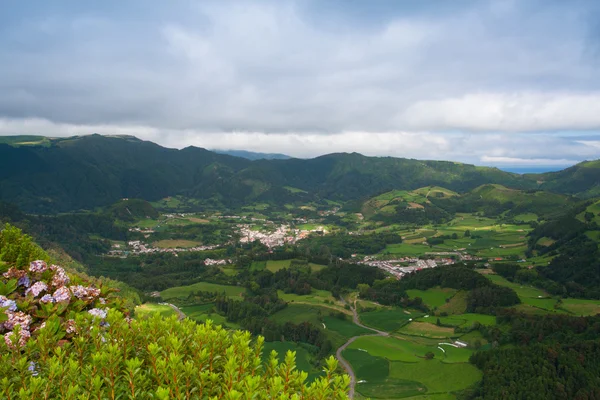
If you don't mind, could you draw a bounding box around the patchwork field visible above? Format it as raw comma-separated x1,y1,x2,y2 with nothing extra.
360,308,422,332
277,289,348,312
406,288,457,309
160,281,245,300
179,303,241,329
134,303,177,319
345,335,480,399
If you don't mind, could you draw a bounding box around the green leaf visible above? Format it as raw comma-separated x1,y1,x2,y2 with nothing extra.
0,279,18,296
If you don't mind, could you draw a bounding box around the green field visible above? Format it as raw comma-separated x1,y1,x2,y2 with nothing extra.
360,308,422,332
561,298,600,316
161,281,245,300
265,259,326,272
180,303,241,329
271,304,368,348
277,289,347,311
406,288,457,309
345,335,480,398
134,303,177,319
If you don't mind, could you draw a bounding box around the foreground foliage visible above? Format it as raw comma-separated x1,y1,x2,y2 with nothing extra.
0,224,349,399
1,312,349,399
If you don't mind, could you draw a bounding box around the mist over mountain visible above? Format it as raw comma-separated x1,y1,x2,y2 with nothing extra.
212,149,292,160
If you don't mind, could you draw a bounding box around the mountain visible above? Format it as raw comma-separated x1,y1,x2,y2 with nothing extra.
533,160,600,199
0,134,598,214
212,149,291,160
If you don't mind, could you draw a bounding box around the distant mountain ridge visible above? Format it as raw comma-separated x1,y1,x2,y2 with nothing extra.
0,134,598,213
212,149,291,160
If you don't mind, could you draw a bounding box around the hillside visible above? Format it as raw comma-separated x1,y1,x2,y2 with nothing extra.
534,160,600,199
212,149,292,160
1,134,597,214
430,184,578,219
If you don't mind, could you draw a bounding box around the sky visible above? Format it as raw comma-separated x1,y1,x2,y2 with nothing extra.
1,0,600,168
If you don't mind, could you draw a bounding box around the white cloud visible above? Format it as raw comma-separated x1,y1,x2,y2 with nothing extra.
1,118,599,166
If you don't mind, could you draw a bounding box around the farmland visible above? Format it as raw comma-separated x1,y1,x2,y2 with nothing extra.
134,303,177,319
344,335,481,399
160,281,245,301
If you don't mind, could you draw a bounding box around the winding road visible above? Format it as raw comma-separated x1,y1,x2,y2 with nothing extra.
335,298,388,399
160,302,186,320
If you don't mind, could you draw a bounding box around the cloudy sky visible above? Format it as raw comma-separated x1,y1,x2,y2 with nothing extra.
1,0,600,168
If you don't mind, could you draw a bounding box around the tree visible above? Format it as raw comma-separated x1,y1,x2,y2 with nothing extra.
464,230,471,237
425,351,435,360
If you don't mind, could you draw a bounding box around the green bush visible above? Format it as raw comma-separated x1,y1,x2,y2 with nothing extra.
1,312,349,399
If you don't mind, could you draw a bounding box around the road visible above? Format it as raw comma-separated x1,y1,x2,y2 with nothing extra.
160,302,186,320
335,298,388,399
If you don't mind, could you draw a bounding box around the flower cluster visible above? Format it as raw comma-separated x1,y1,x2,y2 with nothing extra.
1,260,107,349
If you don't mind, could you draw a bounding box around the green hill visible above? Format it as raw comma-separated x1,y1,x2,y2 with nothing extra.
534,160,600,199
1,134,597,214
108,198,159,222
432,184,577,218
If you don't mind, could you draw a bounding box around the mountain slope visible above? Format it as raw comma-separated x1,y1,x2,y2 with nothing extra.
533,160,600,199
212,149,291,160
1,134,597,214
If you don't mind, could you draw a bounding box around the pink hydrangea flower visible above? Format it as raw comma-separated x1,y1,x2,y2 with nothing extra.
29,260,48,273
70,285,101,300
25,281,48,298
50,266,70,287
4,311,32,330
88,308,108,319
52,286,71,303
4,328,30,349
3,267,26,280
65,319,77,334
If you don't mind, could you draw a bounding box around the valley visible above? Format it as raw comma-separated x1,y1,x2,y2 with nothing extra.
2,136,600,399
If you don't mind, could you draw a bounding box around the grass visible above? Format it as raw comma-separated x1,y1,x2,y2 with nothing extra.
277,290,347,311
399,322,456,339
360,308,422,332
436,291,468,315
153,239,202,248
406,288,457,309
348,336,443,363
345,334,481,398
250,261,266,271
389,360,482,394
266,259,291,272
180,303,241,329
134,303,177,319
427,313,496,328
271,304,324,325
271,304,365,348
160,281,245,300
561,298,600,316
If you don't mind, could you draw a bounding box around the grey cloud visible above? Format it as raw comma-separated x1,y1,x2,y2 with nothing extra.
0,0,599,162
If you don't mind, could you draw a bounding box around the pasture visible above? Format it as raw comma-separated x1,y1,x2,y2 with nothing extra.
398,321,456,339
180,303,241,329
277,289,347,311
406,288,457,309
134,303,177,319
345,334,481,399
160,281,245,300
360,308,421,332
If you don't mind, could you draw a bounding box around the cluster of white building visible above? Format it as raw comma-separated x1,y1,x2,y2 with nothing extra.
360,256,456,279
238,224,328,248
203,258,231,266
